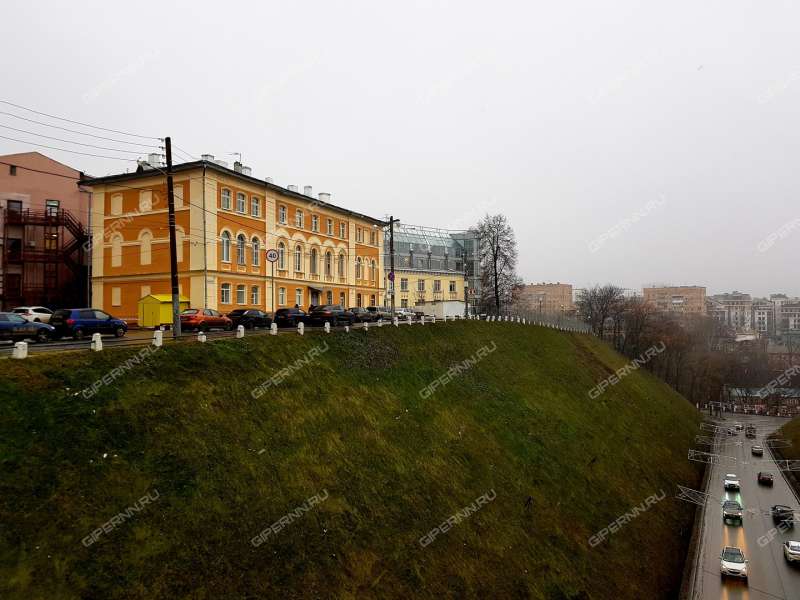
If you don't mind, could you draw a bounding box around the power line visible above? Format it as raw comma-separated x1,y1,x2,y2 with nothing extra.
0,134,137,162
0,111,161,149
0,123,152,155
0,100,161,140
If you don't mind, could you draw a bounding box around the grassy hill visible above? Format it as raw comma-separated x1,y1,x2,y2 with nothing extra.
0,321,702,599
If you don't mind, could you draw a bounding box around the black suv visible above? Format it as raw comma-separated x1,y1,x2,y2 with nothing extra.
772,505,795,527
274,308,308,327
227,309,272,329
309,305,354,326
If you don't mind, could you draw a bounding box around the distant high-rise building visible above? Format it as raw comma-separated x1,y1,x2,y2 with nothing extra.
710,291,753,332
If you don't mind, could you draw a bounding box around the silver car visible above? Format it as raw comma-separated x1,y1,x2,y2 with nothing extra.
12,306,53,323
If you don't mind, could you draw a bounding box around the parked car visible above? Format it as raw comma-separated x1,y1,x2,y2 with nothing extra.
309,305,354,326
274,307,309,328
722,500,743,524
0,312,54,343
734,423,744,431
179,308,232,332
720,546,748,580
227,309,272,329
366,306,391,320
349,307,377,323
758,472,774,486
11,306,53,323
395,307,416,320
784,541,800,564
752,445,764,457
50,308,127,340
772,505,795,527
724,474,741,491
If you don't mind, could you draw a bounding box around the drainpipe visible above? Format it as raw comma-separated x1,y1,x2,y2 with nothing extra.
202,163,208,309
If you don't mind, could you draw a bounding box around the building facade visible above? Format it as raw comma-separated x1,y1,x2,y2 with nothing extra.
642,285,706,315
517,283,574,315
709,291,753,333
80,158,384,322
0,152,89,310
386,224,480,314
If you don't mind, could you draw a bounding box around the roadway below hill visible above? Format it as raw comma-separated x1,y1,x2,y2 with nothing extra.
691,414,800,600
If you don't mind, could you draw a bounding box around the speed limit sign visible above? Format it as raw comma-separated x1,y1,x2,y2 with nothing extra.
266,248,279,263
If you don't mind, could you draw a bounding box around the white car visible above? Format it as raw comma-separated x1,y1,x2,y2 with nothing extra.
784,541,800,564
720,546,748,580
12,306,53,323
724,474,740,490
394,308,416,320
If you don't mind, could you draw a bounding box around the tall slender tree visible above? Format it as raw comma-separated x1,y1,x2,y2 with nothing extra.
473,214,519,313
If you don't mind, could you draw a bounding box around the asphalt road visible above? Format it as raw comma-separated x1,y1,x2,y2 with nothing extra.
693,414,800,600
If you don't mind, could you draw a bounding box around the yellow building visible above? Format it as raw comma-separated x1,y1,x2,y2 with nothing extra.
80,158,385,323
395,271,466,309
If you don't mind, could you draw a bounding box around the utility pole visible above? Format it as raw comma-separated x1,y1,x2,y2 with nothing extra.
388,216,398,318
165,137,181,338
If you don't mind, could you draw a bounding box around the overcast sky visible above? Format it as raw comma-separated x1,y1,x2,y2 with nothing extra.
2,1,798,297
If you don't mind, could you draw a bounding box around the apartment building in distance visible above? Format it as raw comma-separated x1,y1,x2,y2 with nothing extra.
0,152,89,310
517,282,574,315
708,291,753,333
79,156,384,322
642,285,706,315
387,224,480,316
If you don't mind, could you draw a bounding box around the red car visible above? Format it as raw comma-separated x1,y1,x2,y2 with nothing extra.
179,308,232,332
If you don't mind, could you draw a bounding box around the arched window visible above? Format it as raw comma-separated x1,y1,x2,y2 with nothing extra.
278,241,286,269
221,231,231,262
176,227,184,263
252,237,260,266
294,244,302,272
310,248,318,275
139,230,152,265
338,252,345,277
111,233,122,267
355,257,362,279
237,234,246,265
325,251,332,276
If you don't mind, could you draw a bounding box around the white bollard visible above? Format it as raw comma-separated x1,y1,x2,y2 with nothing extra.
91,333,103,351
420,316,425,325
393,317,399,327
236,325,245,338
407,317,412,325
152,329,163,347
198,332,207,343
344,325,350,333
364,321,369,331
297,322,304,336
443,314,448,322
432,315,436,324
12,341,28,359
324,321,331,333
270,322,278,335
377,319,383,327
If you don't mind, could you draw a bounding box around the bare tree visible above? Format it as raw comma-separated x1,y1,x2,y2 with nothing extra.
474,214,519,313
576,284,625,337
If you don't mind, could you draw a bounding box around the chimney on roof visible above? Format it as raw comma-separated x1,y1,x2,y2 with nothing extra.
147,153,163,168
304,185,313,197
318,192,331,203
288,185,298,192
201,154,214,162
242,166,252,176
233,161,243,173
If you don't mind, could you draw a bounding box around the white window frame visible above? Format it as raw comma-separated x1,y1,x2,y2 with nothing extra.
252,237,260,266
221,231,231,263
326,219,333,235
251,196,260,217
237,234,246,265
221,283,231,304
279,205,287,224
295,209,304,228
236,284,246,304
311,215,319,232
251,285,260,305
278,287,286,305
221,188,231,210
295,288,303,306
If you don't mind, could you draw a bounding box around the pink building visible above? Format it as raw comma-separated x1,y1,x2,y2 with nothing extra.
0,152,90,309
